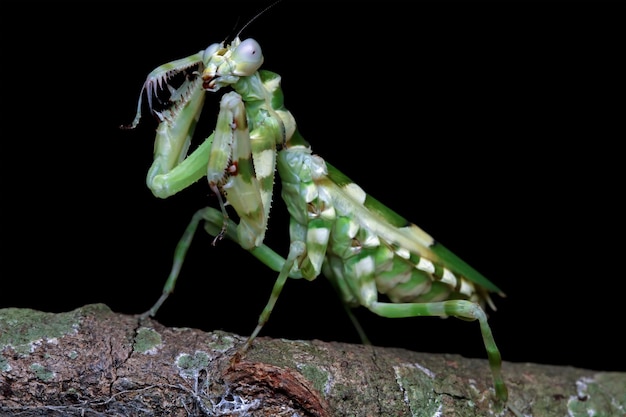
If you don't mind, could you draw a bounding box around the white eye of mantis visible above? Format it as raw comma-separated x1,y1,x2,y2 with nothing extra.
232,38,264,76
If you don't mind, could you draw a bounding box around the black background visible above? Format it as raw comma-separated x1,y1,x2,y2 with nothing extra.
3,2,623,374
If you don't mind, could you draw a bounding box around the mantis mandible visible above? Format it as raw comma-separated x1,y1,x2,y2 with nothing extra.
122,25,518,414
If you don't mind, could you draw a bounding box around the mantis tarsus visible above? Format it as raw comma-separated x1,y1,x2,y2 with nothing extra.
123,29,518,414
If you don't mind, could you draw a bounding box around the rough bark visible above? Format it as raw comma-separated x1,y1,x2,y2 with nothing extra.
0,304,623,417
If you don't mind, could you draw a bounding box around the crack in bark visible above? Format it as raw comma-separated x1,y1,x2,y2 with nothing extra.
367,345,386,415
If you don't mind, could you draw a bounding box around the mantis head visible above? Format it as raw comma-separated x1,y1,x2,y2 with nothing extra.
202,38,264,92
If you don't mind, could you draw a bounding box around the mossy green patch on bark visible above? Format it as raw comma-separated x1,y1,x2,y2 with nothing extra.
133,327,162,354
567,373,626,417
176,350,211,379
30,362,55,381
0,306,84,356
298,363,331,396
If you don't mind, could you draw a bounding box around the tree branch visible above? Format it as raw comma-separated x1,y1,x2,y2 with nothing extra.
1,304,623,416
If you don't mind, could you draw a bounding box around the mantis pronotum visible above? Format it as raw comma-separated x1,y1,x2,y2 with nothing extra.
123,25,517,414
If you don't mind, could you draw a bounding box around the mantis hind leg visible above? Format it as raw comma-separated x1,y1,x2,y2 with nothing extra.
368,300,508,406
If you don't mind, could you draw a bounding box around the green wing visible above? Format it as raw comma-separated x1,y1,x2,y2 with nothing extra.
325,162,504,295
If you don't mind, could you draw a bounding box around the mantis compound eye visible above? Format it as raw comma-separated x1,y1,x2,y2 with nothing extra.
232,38,264,76
202,43,223,63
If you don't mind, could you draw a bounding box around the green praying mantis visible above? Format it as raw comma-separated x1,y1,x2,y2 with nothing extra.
123,25,519,414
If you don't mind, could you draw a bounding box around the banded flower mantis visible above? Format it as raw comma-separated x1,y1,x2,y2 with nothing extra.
123,32,516,412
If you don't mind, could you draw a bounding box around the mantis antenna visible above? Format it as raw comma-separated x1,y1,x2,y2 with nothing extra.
236,0,284,39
